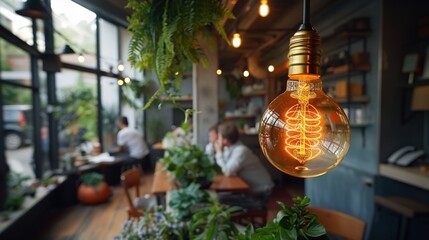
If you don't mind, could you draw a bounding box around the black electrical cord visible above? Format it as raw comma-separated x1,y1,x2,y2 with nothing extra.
299,0,314,31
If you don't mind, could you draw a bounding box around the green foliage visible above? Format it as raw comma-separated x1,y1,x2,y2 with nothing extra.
58,82,97,140
116,205,186,240
2,172,30,214
240,196,327,240
159,144,222,188
168,183,211,220
126,0,234,109
79,172,104,187
2,85,32,105
190,201,242,240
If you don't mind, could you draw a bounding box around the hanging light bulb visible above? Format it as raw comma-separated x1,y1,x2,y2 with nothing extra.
268,65,275,72
216,69,222,75
232,33,241,48
117,79,124,86
117,61,125,72
77,53,85,63
124,77,131,84
259,0,270,17
243,70,250,77
258,0,350,178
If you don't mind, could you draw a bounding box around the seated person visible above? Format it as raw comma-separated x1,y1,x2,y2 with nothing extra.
205,123,219,163
214,121,274,208
116,116,150,170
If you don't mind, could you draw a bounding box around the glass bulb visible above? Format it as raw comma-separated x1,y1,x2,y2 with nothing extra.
268,65,274,72
117,79,124,86
77,54,85,63
216,69,222,75
232,33,241,48
259,78,350,178
259,0,270,17
243,70,250,77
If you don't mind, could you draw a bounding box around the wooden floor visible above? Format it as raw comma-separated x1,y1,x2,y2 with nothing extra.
35,173,303,240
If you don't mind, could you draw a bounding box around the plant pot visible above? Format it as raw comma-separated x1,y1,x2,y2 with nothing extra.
77,181,110,205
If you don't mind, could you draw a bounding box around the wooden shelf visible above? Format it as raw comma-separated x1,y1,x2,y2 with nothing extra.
379,163,429,191
322,69,369,82
241,90,267,97
334,95,370,104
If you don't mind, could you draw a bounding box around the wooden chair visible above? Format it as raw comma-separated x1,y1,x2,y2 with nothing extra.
307,206,366,240
121,167,155,219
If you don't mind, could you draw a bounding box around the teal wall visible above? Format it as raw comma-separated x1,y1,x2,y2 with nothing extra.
305,1,381,239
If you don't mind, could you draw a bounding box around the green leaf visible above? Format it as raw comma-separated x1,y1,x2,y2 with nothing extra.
305,222,326,237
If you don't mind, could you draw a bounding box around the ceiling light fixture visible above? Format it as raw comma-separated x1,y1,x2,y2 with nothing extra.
258,0,350,178
15,0,49,19
268,65,275,72
259,0,270,17
232,33,242,48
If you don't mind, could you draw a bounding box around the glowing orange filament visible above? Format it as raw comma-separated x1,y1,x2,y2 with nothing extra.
285,83,323,164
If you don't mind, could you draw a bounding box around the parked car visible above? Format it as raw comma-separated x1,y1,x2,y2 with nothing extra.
3,105,33,150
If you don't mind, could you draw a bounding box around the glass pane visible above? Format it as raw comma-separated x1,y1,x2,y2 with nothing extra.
0,39,32,87
56,69,98,162
2,85,35,179
119,27,144,80
52,0,96,68
0,0,34,45
101,77,119,151
99,19,119,73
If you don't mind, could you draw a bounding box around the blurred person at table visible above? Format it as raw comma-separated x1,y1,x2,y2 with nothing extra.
205,122,220,163
116,116,150,171
215,121,274,205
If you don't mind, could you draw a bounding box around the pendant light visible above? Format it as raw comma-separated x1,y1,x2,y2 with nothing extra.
259,0,270,17
232,32,242,48
258,0,350,178
15,0,49,19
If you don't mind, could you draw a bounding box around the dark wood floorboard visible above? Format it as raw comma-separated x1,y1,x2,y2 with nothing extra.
36,173,302,240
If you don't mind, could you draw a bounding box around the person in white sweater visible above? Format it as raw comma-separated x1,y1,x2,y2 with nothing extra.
215,121,274,197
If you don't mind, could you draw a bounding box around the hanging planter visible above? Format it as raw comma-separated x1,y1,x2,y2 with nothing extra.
126,0,234,109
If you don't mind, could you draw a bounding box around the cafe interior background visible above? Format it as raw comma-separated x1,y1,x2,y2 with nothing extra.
1,0,429,239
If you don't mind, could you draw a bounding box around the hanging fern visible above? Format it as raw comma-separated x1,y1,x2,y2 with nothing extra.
126,0,234,109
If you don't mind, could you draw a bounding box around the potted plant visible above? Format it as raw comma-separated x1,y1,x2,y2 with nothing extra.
168,183,211,220
238,196,327,240
77,172,110,205
159,144,221,188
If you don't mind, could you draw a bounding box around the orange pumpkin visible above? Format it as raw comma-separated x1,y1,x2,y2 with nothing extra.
77,182,110,204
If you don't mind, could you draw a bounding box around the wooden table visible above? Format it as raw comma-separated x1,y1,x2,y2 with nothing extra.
151,163,250,194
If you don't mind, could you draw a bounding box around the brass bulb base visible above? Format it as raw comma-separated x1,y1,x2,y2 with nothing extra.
288,29,321,79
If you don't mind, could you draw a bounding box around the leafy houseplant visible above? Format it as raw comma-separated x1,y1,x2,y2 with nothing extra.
77,172,110,205
239,196,327,240
159,144,222,188
126,0,234,109
168,183,211,220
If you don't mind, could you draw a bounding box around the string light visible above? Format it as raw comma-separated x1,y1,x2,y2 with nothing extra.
124,77,131,84
259,0,270,17
117,79,124,86
117,61,124,72
232,33,241,48
77,53,85,63
243,70,250,77
268,65,275,72
216,69,222,75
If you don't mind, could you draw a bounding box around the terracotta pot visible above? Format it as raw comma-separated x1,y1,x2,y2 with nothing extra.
77,182,110,204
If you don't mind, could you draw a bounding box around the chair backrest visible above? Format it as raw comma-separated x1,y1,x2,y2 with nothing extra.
307,206,366,240
121,167,142,217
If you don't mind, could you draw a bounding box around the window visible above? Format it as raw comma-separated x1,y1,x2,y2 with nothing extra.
52,0,96,67
101,76,119,151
